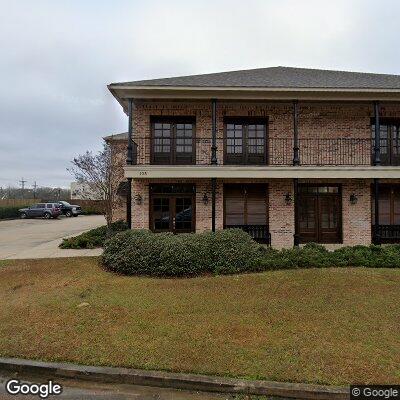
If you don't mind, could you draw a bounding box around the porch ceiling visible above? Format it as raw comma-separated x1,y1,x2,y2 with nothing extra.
124,165,400,179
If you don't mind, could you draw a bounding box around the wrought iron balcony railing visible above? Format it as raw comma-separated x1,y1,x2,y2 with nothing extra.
373,224,400,242
130,137,398,166
225,224,271,244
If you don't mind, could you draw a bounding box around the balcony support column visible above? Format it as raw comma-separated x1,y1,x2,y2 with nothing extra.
127,99,133,165
293,178,300,247
211,99,218,165
211,178,216,232
373,101,381,166
126,99,134,229
293,100,300,166
373,178,381,245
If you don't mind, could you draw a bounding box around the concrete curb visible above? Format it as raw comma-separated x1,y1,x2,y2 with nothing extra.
0,357,349,399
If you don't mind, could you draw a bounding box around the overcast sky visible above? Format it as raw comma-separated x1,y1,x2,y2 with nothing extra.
1,0,400,188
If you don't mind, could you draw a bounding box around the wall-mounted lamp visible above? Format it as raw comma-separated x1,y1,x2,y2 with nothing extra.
285,193,292,205
202,193,209,205
134,194,142,205
349,193,358,205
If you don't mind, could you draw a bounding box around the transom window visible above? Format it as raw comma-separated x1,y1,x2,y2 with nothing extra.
299,186,339,194
151,117,195,164
224,118,267,165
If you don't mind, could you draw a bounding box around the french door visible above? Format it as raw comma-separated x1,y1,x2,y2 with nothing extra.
372,120,400,166
298,185,342,244
150,184,195,233
151,117,195,165
224,118,267,165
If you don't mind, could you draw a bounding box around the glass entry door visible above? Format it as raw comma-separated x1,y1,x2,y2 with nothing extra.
150,184,195,233
298,185,342,243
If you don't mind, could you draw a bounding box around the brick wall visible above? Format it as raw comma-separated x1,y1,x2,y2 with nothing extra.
114,100,400,248
108,139,128,222
269,180,295,248
132,100,400,166
341,179,372,246
129,177,376,248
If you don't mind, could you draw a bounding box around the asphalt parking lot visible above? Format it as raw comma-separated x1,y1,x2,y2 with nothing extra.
0,215,105,259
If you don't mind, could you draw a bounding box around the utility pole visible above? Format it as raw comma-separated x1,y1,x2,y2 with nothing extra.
19,177,27,199
33,181,38,199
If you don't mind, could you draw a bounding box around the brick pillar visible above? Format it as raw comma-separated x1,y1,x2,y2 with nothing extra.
132,179,149,229
269,180,295,248
342,179,372,246
195,179,223,232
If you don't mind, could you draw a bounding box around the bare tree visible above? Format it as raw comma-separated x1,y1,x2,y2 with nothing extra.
68,141,118,227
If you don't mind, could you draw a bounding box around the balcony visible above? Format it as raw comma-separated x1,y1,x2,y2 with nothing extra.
125,137,400,180
131,137,384,166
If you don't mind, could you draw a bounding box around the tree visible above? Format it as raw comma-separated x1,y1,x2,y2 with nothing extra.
68,141,119,227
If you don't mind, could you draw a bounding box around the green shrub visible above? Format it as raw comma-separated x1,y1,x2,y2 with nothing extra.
208,229,262,274
258,243,400,270
102,230,400,277
102,229,262,277
0,206,27,219
59,220,128,249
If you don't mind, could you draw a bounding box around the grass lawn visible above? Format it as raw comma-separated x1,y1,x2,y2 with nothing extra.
0,257,399,386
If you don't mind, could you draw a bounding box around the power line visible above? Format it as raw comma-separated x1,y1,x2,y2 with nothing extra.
19,177,27,199
33,181,38,199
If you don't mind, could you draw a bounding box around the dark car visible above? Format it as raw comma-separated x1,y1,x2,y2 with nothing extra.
19,203,61,219
58,201,82,217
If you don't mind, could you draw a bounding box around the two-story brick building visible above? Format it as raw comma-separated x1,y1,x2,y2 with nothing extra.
107,67,400,248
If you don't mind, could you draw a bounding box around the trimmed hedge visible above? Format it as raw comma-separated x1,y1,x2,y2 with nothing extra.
258,242,400,270
59,220,128,249
0,206,26,220
102,230,400,277
102,229,262,277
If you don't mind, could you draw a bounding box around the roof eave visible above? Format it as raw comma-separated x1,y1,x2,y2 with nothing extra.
108,84,400,92
108,85,400,114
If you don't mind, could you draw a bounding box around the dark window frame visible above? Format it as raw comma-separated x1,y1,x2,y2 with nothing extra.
371,117,400,166
223,117,268,165
297,183,343,244
150,116,196,165
149,184,196,233
223,183,269,226
371,184,400,226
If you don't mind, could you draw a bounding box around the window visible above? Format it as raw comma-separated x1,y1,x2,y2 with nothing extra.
299,186,339,194
224,118,267,164
372,185,400,225
298,185,342,244
150,184,195,233
37,203,46,208
224,184,268,226
151,117,195,164
371,119,400,165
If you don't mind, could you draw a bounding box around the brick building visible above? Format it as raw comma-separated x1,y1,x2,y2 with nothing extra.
107,67,400,248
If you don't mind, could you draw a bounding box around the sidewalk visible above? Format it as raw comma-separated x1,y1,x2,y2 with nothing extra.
9,237,103,259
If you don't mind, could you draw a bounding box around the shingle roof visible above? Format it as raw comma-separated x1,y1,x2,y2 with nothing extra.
109,66,400,90
103,132,128,142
